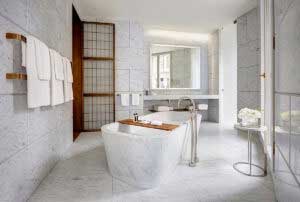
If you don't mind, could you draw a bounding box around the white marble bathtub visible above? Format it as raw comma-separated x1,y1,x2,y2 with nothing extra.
102,111,202,188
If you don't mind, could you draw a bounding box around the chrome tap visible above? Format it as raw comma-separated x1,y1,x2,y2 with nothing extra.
178,97,198,167
177,96,196,111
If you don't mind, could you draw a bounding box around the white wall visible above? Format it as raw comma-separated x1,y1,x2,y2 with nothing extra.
0,1,74,201
219,23,237,126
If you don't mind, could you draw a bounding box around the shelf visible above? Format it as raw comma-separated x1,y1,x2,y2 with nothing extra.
144,94,219,101
83,93,114,97
83,57,114,61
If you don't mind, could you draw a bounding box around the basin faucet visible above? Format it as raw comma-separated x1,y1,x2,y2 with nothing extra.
177,97,198,167
177,96,196,111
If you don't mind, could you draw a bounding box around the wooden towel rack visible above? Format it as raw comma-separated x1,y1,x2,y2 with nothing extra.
5,32,72,81
5,32,27,80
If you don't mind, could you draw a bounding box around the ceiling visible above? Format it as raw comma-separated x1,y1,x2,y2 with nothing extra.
76,0,257,34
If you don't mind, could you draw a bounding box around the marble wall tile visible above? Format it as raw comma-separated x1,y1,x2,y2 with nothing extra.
237,91,260,111
0,1,74,201
0,15,27,94
27,135,57,191
27,106,60,144
115,110,130,121
274,0,295,25
130,70,144,91
237,68,248,92
246,8,260,42
115,20,130,48
129,109,144,118
237,7,260,112
0,148,30,202
130,21,144,49
0,95,28,164
238,66,260,92
237,40,260,68
0,0,28,28
116,69,130,92
237,16,247,45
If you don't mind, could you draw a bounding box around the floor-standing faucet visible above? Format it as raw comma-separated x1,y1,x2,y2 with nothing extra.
178,97,198,167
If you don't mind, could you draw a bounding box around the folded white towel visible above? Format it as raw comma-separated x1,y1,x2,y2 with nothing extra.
21,41,26,67
62,57,73,102
34,38,51,80
131,94,140,106
198,104,208,110
120,94,129,106
26,35,50,108
49,49,64,106
154,105,172,112
151,120,163,126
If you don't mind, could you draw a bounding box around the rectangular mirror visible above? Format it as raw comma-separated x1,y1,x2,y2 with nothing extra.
150,44,201,89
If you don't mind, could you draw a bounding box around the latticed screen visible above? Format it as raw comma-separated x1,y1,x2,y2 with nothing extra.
83,22,115,131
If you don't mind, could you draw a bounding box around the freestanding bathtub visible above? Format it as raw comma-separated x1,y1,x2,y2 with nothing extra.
101,111,202,188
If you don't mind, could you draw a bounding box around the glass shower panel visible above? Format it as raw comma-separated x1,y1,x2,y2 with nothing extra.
291,96,300,182
275,94,290,163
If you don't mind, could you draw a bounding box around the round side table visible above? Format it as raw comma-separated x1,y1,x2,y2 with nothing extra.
233,124,267,177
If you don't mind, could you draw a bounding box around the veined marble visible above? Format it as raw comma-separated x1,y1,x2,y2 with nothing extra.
102,111,202,188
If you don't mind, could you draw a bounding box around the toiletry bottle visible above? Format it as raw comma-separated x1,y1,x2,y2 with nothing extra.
134,113,138,122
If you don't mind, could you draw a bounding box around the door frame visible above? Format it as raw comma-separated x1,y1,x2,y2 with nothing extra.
72,5,83,140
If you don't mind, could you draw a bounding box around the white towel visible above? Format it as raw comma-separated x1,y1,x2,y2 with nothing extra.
120,94,129,106
151,120,163,126
21,41,26,67
53,51,64,81
34,38,51,80
62,57,73,102
131,94,140,106
26,35,50,108
49,49,64,106
198,104,208,110
154,105,171,112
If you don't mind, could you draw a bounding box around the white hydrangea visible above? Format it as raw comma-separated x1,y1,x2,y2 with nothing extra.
238,108,262,120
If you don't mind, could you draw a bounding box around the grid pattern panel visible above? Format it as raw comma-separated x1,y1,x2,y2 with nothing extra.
83,22,115,131
83,60,113,94
83,23,113,58
84,97,114,130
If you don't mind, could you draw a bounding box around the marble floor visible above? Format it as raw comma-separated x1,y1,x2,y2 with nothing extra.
28,123,276,202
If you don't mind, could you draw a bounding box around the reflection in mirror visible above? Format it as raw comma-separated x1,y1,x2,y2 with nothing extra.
150,44,201,89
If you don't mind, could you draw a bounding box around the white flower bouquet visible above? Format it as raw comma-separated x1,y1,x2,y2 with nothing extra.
238,108,262,127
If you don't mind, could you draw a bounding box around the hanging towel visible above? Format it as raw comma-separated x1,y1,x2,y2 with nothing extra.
120,94,129,106
62,57,73,102
53,51,65,81
198,104,208,110
49,49,64,106
131,94,140,106
21,41,26,67
34,38,51,80
26,35,50,108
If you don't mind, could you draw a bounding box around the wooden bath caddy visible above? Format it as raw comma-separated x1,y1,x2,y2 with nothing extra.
118,119,179,131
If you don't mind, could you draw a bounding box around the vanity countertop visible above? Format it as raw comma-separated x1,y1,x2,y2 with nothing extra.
144,94,219,101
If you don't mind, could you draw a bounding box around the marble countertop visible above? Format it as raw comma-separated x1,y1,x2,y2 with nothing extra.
144,94,219,101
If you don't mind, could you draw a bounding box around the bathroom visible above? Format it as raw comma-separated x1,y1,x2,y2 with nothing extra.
0,0,299,202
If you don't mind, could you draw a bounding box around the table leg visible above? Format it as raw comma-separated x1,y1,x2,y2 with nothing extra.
249,131,252,175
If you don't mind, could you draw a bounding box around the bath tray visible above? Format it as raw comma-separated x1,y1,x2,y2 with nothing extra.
118,119,179,131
